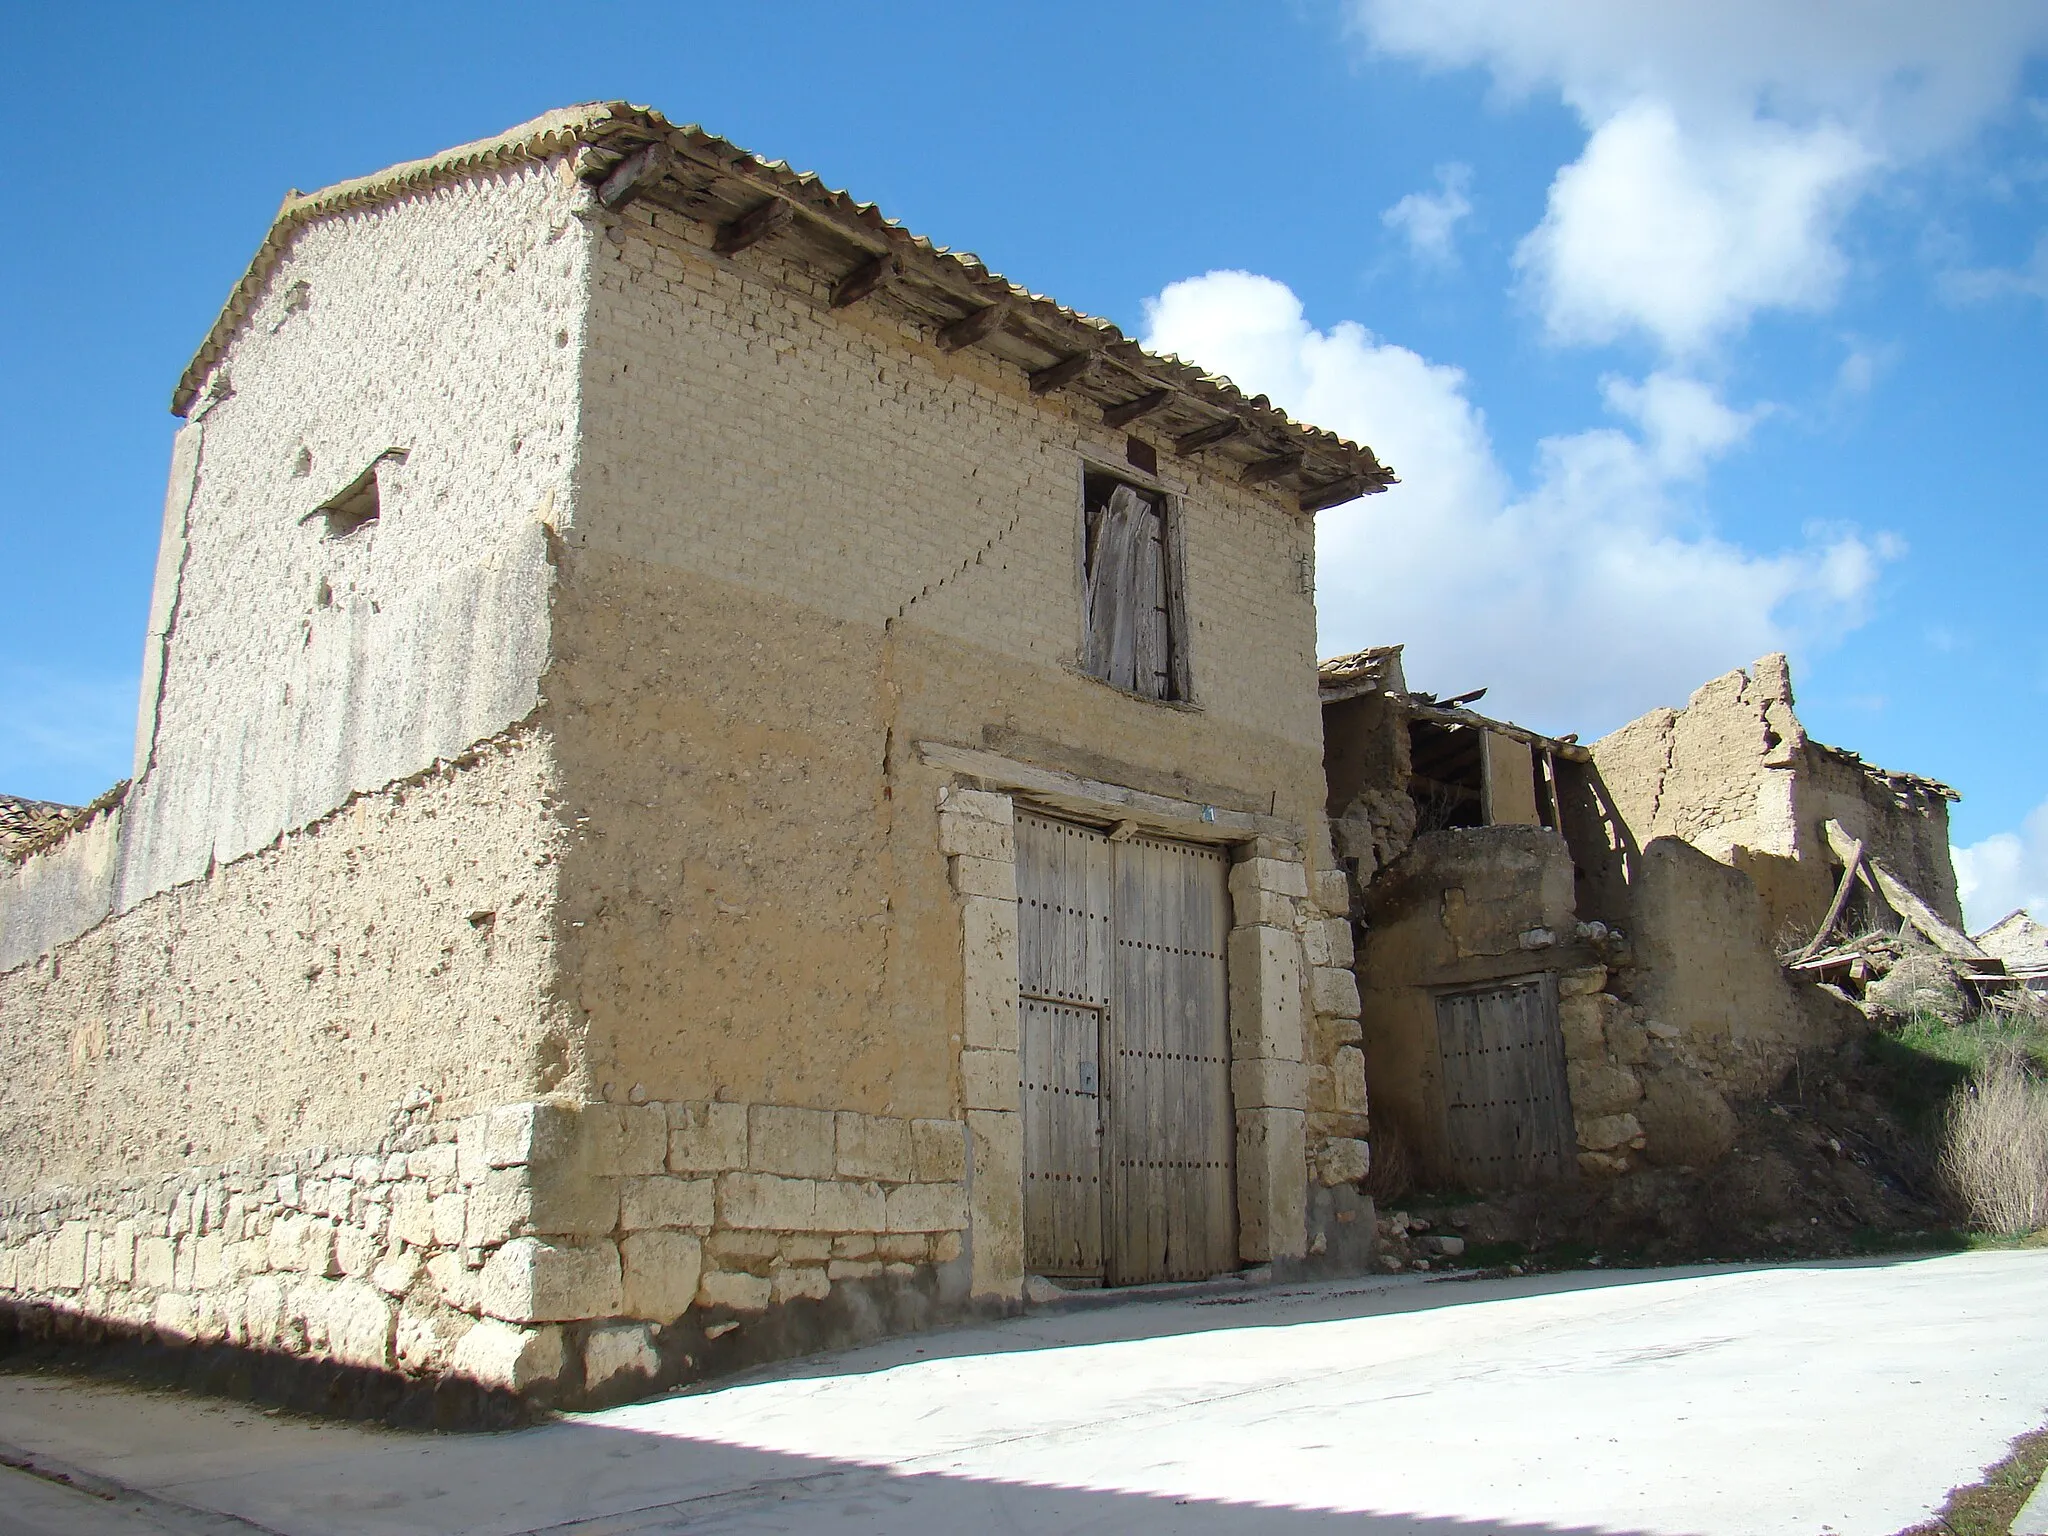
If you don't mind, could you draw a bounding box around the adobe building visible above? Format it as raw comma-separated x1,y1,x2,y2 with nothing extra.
0,104,1391,1407
1322,648,1964,1192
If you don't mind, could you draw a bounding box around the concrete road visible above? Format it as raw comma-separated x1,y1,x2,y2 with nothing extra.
2,1249,2044,1536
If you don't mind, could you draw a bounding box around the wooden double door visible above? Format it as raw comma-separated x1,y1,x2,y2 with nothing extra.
1015,811,1236,1285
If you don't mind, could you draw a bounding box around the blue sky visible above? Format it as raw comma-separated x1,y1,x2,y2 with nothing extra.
3,2,2045,923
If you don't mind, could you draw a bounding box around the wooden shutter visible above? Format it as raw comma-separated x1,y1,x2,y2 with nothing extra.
1434,976,1574,1188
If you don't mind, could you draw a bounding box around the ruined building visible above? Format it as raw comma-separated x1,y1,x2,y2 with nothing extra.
1322,647,1967,1192
0,104,1391,1406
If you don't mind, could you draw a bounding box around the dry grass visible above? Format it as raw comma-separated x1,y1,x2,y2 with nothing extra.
1941,1050,2048,1236
1893,1425,2048,1536
1363,1118,1415,1203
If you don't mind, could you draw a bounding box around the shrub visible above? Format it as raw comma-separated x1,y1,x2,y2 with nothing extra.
1940,1049,2048,1236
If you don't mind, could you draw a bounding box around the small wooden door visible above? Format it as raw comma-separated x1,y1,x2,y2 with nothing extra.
1016,812,1235,1284
1434,976,1575,1188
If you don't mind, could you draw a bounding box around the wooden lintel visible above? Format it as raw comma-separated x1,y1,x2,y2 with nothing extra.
1300,475,1367,513
1030,349,1097,395
1240,453,1302,487
713,198,795,256
1102,389,1173,430
597,144,673,210
938,302,1012,352
830,252,897,309
916,740,1294,843
1174,417,1244,456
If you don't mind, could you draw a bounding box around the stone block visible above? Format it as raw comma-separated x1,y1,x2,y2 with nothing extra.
718,1173,818,1231
484,1101,579,1169
1227,926,1304,1062
410,1144,459,1190
449,1319,566,1391
109,1221,136,1284
391,1186,435,1248
669,1101,747,1173
912,1119,967,1183
372,1250,421,1297
750,1105,836,1178
621,1175,714,1231
1312,869,1351,918
961,896,1020,1052
1567,1060,1644,1118
1333,1047,1369,1114
1608,1014,1652,1067
836,1113,914,1182
772,1265,832,1304
886,1183,967,1233
961,1048,1020,1112
478,1237,622,1324
1228,856,1308,902
813,1179,887,1233
47,1223,88,1292
1235,1107,1307,1263
828,1258,881,1281
585,1321,659,1391
457,1118,491,1187
780,1234,833,1263
620,1228,702,1322
966,1109,1022,1301
937,786,1014,825
938,813,1014,862
1577,1150,1631,1178
135,1234,175,1290
426,1251,479,1314
1559,993,1611,1061
394,1301,465,1373
431,1193,468,1248
697,1269,772,1312
584,1103,671,1177
271,1215,338,1277
706,1229,781,1266
1576,1113,1645,1153
1311,965,1362,1019
1315,1138,1370,1187
1240,888,1303,929
1322,917,1355,967
323,1280,396,1370
950,854,1017,901
1558,966,1608,998
333,1227,378,1280
1230,1056,1308,1111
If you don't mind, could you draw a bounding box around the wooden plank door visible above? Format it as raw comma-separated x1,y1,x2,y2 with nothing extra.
1434,976,1574,1189
1016,813,1112,1278
1105,833,1236,1285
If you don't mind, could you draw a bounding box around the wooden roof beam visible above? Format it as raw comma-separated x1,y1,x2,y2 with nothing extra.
938,301,1012,352
1030,349,1097,395
830,252,896,309
1241,452,1302,487
714,198,795,255
597,143,673,209
1174,417,1244,456
1300,475,1368,513
1102,389,1173,430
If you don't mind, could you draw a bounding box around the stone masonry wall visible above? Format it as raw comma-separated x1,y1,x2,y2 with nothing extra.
0,1091,971,1407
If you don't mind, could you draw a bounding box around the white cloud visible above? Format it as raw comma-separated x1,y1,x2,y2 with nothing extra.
1144,271,1894,733
1940,230,2048,304
1516,102,1872,354
1351,1,2048,355
1383,163,1474,267
1955,797,2048,930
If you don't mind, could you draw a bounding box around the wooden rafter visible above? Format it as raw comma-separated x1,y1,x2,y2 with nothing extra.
597,144,672,209
830,252,896,309
1300,475,1367,513
1174,417,1244,456
1030,349,1097,395
1102,389,1173,430
713,199,794,255
938,302,1011,352
1240,453,1302,487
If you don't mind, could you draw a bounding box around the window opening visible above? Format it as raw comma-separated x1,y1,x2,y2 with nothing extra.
1407,719,1485,832
1081,470,1178,701
317,466,381,539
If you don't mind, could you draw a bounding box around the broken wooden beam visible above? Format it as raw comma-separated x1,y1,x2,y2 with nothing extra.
1821,820,1987,960
1300,475,1368,513
1029,349,1096,395
830,252,896,309
1240,452,1302,487
1798,833,1865,962
597,143,673,209
1173,417,1244,456
713,198,795,255
1101,389,1173,430
938,301,1011,352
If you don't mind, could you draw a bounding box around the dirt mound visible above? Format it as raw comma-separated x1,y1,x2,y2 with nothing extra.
1379,1036,1953,1272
